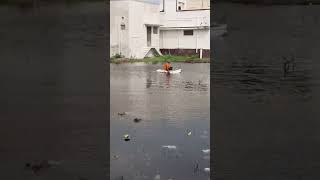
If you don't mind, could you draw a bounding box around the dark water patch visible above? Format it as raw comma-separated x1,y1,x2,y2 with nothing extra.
213,3,320,179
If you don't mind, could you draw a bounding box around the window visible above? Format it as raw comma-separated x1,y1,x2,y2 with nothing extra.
121,24,125,30
153,27,158,34
184,30,193,36
177,0,210,11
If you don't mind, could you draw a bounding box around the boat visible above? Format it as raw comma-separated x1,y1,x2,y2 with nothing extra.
156,69,182,74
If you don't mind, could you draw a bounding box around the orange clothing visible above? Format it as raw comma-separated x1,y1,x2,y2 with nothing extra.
163,63,171,71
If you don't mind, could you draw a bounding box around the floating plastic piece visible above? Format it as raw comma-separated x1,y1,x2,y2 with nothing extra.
162,145,177,149
123,134,130,141
202,149,210,154
204,168,210,172
187,131,192,136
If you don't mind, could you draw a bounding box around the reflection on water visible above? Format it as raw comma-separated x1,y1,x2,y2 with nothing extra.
111,63,210,180
213,3,320,179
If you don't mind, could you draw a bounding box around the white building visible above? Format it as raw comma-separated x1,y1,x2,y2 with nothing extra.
110,0,162,59
159,0,210,58
110,0,211,59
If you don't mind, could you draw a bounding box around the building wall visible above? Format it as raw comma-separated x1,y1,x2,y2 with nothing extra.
110,0,130,57
128,0,160,58
110,0,160,59
159,0,210,52
160,0,210,28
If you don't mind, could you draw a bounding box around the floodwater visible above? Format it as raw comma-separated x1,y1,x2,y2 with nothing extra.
0,2,108,179
110,63,210,180
213,3,320,179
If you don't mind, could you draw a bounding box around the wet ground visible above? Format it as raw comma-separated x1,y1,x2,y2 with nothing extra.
110,63,210,180
0,2,108,179
213,3,320,180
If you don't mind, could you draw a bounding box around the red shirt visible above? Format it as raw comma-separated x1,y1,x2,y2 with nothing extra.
163,63,170,71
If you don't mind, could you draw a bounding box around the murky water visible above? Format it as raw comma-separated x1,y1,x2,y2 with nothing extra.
213,3,320,179
0,2,107,179
110,63,210,180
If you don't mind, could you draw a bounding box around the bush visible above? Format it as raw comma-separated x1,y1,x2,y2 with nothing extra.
112,53,123,59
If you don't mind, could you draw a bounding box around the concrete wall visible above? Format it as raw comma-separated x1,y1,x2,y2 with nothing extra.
128,0,160,58
159,0,210,51
110,0,130,57
179,0,210,10
110,0,160,59
160,29,210,49
160,0,210,28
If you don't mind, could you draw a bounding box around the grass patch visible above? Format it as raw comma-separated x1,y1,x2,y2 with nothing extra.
110,55,210,64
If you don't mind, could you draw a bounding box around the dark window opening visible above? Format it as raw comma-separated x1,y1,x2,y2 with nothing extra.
153,27,158,34
121,24,125,30
184,30,193,36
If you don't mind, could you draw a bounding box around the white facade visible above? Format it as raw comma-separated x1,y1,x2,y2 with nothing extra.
159,0,210,51
110,0,161,59
110,0,210,59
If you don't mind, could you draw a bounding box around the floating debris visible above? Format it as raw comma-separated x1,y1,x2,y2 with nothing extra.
202,149,210,154
204,168,210,173
113,155,119,159
162,145,177,149
133,118,142,123
123,134,131,141
187,130,192,136
118,112,126,116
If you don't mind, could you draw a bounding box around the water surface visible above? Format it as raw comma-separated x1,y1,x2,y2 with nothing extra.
111,63,210,180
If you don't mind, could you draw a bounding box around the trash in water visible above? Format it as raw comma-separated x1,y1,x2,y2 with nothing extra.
187,130,192,136
123,134,131,141
204,168,210,172
133,118,142,123
162,145,177,149
118,112,126,116
113,155,119,159
154,174,160,180
202,149,210,154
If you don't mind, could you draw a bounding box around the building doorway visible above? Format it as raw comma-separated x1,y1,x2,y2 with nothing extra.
147,26,152,47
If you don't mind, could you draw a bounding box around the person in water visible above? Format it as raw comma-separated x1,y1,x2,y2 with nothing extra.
163,61,172,71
